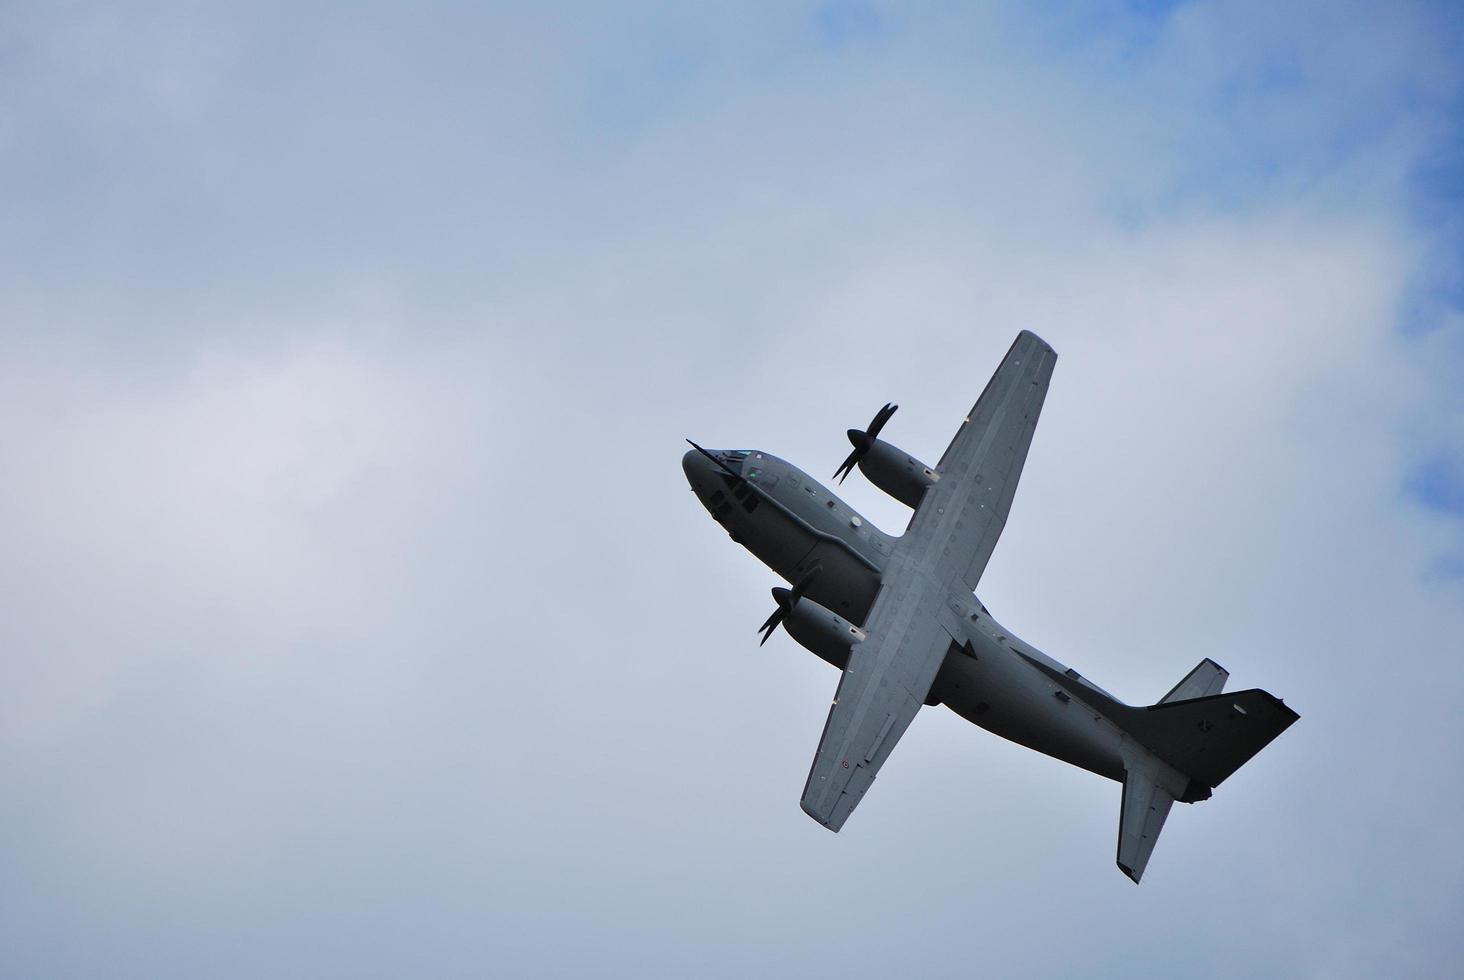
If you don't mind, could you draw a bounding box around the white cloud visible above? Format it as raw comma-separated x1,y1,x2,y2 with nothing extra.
1,2,1461,978
0,335,499,741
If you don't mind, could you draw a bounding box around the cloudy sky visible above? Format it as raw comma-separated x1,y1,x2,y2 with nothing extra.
3,2,1462,977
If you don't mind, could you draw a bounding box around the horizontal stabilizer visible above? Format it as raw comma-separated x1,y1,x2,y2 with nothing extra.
1160,658,1229,703
1117,765,1175,883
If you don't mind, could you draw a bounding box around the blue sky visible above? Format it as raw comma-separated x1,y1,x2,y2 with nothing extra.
2,2,1462,978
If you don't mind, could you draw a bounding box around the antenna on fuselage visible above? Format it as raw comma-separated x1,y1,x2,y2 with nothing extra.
686,439,748,484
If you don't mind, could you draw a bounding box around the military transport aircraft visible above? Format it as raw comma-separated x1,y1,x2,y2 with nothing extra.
681,330,1297,883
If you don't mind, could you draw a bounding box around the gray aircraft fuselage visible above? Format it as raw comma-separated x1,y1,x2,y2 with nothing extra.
682,447,1130,786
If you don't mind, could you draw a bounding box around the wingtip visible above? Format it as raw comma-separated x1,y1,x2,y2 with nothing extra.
1017,329,1056,356
800,799,841,832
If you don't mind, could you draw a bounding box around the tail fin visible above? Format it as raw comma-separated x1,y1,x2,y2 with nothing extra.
1130,687,1299,792
1022,652,1299,794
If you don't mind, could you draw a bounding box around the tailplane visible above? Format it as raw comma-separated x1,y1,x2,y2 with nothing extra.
1117,763,1176,883
1159,657,1228,703
1115,661,1298,883
1018,652,1299,882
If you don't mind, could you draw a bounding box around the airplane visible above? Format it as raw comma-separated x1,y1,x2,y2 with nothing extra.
681,330,1298,883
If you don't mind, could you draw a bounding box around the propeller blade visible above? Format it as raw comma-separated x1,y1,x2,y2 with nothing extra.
758,608,784,646
789,564,820,605
831,403,896,483
757,569,817,646
865,402,898,440
758,587,792,645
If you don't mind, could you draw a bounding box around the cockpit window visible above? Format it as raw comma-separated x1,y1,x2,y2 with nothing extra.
730,450,752,458
746,467,777,488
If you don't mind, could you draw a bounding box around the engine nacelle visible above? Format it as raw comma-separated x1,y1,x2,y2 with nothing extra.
785,597,866,669
857,439,937,508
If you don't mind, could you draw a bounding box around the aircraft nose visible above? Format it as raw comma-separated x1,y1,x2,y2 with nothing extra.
682,447,709,487
684,444,729,491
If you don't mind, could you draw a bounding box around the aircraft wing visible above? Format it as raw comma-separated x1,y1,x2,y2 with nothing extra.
799,550,956,831
908,330,1057,593
801,331,1055,831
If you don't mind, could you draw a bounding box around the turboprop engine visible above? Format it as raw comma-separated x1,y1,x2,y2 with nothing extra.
758,567,866,668
832,402,937,508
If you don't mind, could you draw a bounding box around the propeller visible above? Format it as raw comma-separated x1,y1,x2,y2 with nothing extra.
832,402,897,484
757,565,821,646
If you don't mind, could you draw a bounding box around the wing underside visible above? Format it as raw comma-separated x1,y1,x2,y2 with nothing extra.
908,330,1056,593
800,331,1057,832
799,556,957,831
